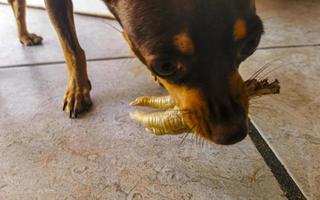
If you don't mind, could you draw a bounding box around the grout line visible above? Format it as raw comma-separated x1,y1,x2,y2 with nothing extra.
258,43,320,50
0,56,135,69
3,41,320,69
1,43,319,69
248,122,307,200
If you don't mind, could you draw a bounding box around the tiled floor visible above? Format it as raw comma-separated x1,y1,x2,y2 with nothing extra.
0,1,319,199
257,0,320,48
0,5,130,67
0,60,285,200
243,1,320,199
241,48,320,200
0,0,113,18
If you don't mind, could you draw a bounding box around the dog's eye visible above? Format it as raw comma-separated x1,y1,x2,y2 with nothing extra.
238,35,261,61
151,60,178,77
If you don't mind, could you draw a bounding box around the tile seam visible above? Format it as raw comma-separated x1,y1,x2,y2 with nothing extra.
249,121,308,200
1,44,319,69
0,56,135,69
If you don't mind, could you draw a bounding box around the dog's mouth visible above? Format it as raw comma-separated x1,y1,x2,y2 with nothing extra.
181,106,249,145
156,77,249,145
130,76,280,145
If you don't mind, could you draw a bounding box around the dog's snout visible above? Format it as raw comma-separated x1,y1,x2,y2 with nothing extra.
207,99,248,145
211,117,248,145
209,98,244,122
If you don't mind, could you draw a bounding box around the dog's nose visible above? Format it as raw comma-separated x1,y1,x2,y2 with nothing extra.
211,118,248,145
208,99,248,145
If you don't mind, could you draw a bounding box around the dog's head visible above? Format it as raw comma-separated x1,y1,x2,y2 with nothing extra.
114,0,263,145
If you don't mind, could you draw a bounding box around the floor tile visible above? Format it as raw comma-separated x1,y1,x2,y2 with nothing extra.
0,5,130,67
2,0,320,67
240,47,320,200
0,59,285,200
257,0,320,48
0,0,113,18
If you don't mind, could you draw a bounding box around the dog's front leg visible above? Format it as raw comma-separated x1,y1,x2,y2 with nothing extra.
8,0,43,46
45,0,92,118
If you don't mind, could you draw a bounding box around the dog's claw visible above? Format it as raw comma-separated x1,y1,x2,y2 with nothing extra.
74,109,79,119
63,101,67,111
69,110,73,119
63,81,92,119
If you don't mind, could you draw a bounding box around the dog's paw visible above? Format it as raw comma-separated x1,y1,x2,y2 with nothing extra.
20,33,43,46
63,80,93,119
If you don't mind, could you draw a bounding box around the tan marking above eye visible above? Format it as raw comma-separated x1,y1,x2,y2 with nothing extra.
233,19,247,41
173,32,194,55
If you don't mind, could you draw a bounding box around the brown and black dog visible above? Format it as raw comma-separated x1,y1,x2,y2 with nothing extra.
9,0,264,145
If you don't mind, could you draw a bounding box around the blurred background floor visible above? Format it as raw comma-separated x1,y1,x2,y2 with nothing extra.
0,0,319,199
243,1,320,199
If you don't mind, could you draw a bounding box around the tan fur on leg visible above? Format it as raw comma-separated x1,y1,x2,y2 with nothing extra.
9,0,43,46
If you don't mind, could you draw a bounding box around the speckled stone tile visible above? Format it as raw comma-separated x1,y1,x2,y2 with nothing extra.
0,4,130,67
2,0,319,68
257,0,320,48
0,0,113,17
0,59,285,200
240,47,320,200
